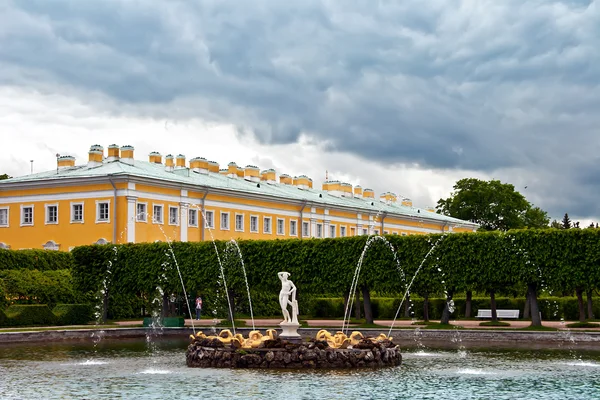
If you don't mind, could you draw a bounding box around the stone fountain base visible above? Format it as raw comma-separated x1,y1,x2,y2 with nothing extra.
186,338,402,369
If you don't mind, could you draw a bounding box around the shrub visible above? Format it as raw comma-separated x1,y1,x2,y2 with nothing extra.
53,304,94,326
5,304,56,326
0,308,7,327
0,248,74,271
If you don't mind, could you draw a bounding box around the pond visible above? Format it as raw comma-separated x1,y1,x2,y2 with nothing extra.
1,337,599,399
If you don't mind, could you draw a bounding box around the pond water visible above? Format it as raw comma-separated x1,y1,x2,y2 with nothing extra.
1,338,599,399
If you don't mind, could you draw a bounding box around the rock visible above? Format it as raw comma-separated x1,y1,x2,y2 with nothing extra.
265,351,275,362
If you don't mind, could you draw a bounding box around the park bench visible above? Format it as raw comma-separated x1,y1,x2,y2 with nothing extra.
476,309,520,319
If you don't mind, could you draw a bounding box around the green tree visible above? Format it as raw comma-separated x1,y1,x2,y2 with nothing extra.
0,174,11,180
562,213,571,229
550,220,562,229
436,178,543,231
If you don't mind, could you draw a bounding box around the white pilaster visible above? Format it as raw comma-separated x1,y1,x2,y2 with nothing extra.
126,196,136,243
180,202,189,242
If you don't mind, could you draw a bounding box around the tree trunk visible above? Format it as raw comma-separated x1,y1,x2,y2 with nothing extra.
423,293,430,322
404,293,412,318
440,289,454,325
587,290,595,320
362,286,374,324
465,291,472,318
528,283,541,327
354,288,361,319
490,290,498,322
523,289,531,319
576,288,586,322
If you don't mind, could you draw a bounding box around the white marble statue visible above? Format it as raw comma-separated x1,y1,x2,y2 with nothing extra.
278,271,299,325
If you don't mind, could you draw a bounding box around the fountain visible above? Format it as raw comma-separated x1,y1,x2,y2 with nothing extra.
185,271,402,369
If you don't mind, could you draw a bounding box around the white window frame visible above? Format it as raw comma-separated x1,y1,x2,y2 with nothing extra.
302,221,310,238
220,211,230,230
250,215,259,233
289,220,297,236
45,204,58,225
95,200,110,223
152,204,164,224
263,216,272,234
188,208,198,227
204,210,214,228
277,218,285,235
362,228,368,236
340,226,347,237
235,213,244,232
316,223,323,238
136,202,148,222
0,206,9,227
168,206,179,226
329,224,336,238
70,202,84,224
20,204,34,226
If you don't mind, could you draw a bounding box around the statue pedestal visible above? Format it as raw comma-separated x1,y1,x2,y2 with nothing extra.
279,321,301,343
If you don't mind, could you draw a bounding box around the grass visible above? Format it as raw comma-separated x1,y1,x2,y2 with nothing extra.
518,325,558,331
0,324,134,333
565,322,600,329
479,321,511,327
421,323,464,330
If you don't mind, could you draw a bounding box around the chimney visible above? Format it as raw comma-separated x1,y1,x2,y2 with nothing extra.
380,192,397,204
149,151,162,164
279,174,292,185
322,180,342,196
227,162,239,178
87,145,104,168
208,161,220,173
354,185,363,197
340,182,353,197
363,188,375,199
106,144,120,162
293,175,311,189
244,165,260,182
401,198,413,207
425,206,436,212
261,169,276,184
57,155,75,169
175,154,186,169
190,157,209,174
165,154,174,172
120,145,134,165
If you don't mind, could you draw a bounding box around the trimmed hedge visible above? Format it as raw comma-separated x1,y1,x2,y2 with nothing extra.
0,308,7,327
53,304,94,326
0,249,74,271
0,269,80,309
5,304,56,326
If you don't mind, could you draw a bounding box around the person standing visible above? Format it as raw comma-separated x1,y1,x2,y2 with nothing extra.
195,295,203,320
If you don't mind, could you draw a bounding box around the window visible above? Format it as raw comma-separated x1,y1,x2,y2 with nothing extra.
21,205,33,226
0,207,8,227
250,215,258,233
290,220,297,236
153,204,163,224
384,231,389,235
96,201,110,222
329,225,336,238
204,210,214,228
302,222,310,237
188,209,198,227
235,214,244,231
401,232,407,236
374,229,379,235
169,206,179,225
340,226,346,237
316,223,323,238
45,204,58,224
220,212,230,230
263,217,272,234
350,227,356,236
393,232,398,235
71,203,83,223
362,229,368,236
277,218,285,235
136,203,147,222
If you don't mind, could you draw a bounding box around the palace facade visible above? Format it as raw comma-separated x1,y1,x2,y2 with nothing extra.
0,144,477,251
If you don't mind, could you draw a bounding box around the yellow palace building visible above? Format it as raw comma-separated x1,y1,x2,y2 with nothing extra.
0,144,477,251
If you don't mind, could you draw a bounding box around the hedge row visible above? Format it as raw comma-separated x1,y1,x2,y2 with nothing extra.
0,304,94,327
310,297,600,321
0,249,74,271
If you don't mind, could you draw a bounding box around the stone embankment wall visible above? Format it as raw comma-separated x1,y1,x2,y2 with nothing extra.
186,339,402,369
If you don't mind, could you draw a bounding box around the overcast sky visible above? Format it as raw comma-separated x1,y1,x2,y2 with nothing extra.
1,0,599,224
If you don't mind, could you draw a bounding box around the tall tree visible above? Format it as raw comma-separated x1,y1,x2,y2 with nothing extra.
436,178,545,231
550,220,562,229
562,213,571,229
0,174,11,180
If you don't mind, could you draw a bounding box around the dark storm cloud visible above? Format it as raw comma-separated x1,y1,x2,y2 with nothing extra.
1,0,600,218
